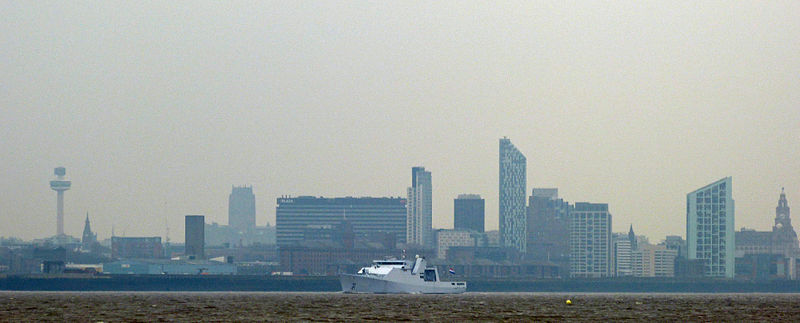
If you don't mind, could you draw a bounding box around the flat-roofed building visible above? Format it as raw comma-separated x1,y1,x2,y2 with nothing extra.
613,233,632,277
111,237,163,259
569,202,612,278
185,215,205,259
527,188,572,274
435,229,475,259
276,196,407,247
454,194,485,233
632,244,678,277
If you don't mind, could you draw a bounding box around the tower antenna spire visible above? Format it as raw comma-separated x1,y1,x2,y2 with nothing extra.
49,167,71,238
165,216,170,244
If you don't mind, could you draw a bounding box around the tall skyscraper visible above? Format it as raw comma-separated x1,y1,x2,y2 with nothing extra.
499,137,526,252
49,167,71,237
407,167,433,248
454,194,485,232
185,215,205,259
527,188,572,273
686,177,734,278
569,202,612,278
276,196,407,247
229,186,256,233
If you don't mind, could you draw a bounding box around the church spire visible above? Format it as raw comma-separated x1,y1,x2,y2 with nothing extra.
779,187,789,209
776,188,791,228
83,212,91,233
772,188,799,257
82,212,96,249
628,224,638,251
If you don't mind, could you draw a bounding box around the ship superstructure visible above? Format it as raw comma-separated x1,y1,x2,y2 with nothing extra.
339,256,466,294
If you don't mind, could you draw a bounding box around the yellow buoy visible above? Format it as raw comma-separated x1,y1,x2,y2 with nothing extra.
566,299,572,305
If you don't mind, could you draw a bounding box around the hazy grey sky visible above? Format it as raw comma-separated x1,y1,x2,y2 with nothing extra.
2,2,799,242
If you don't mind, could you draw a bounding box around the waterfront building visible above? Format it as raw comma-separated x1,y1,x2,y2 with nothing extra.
526,188,572,273
279,243,399,276
735,253,797,280
205,222,277,247
499,137,527,252
631,244,677,277
772,188,799,257
736,229,775,255
185,215,205,259
569,203,612,278
229,186,256,233
485,230,500,247
612,233,632,277
111,236,163,259
103,259,235,275
276,196,407,247
652,246,678,277
435,229,475,259
431,252,560,279
735,189,799,279
664,235,687,259
687,177,735,278
454,194,485,232
407,167,433,247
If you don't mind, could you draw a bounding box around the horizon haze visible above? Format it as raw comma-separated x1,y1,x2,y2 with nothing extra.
2,2,799,242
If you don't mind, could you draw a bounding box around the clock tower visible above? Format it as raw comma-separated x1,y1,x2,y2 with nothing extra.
772,188,798,257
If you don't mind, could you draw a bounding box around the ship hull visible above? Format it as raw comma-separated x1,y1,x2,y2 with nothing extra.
339,274,466,294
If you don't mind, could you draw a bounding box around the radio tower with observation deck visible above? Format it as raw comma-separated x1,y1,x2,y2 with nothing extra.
50,167,71,236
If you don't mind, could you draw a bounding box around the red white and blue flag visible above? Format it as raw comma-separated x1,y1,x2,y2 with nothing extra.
448,267,456,275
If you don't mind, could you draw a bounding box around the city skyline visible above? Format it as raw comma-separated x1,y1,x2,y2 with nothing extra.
3,151,795,244
2,2,799,242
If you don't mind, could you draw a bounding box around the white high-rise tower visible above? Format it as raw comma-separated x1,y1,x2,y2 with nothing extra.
499,137,527,252
49,167,72,236
407,166,432,248
687,177,734,278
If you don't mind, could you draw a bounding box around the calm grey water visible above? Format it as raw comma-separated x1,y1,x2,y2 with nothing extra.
2,292,800,321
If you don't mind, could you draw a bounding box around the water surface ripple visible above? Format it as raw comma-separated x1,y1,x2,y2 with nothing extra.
2,292,800,321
